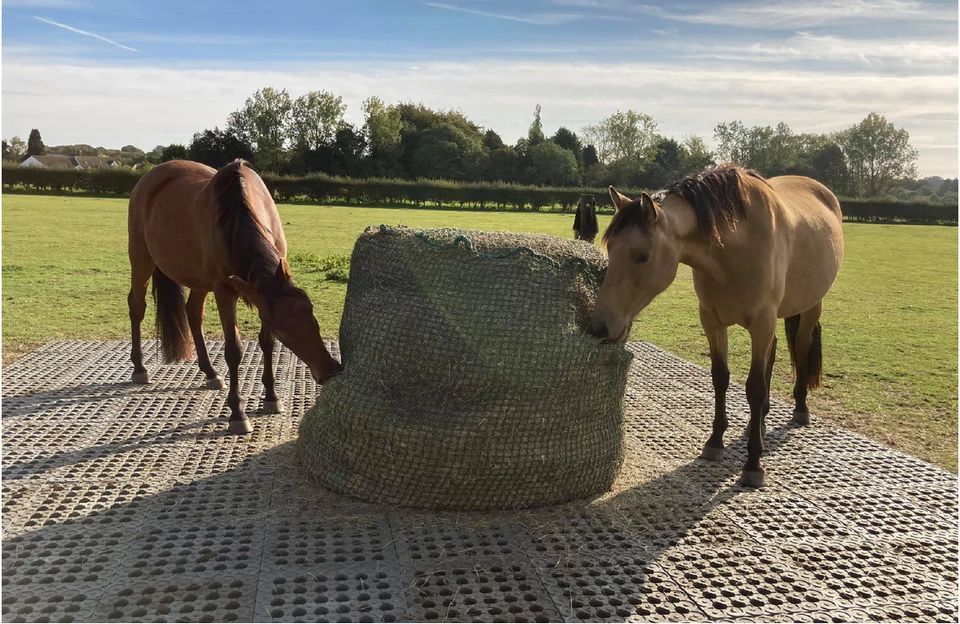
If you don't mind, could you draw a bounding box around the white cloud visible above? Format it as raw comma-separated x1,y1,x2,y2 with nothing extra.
671,32,957,71
557,0,957,28
2,58,955,175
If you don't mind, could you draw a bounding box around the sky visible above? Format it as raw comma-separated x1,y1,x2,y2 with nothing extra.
2,0,957,176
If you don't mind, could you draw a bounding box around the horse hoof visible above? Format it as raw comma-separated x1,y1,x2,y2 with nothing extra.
262,399,285,414
131,371,149,384
205,376,225,390
739,469,765,488
792,410,811,426
700,444,725,462
228,418,253,435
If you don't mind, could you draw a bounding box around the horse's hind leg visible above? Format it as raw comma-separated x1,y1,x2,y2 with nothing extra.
259,325,284,413
186,289,224,389
786,302,823,426
699,307,729,461
128,252,154,384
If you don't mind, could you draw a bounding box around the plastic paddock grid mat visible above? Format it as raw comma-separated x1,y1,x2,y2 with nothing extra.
1,339,957,623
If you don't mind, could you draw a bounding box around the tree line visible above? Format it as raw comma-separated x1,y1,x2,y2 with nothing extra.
3,88,954,204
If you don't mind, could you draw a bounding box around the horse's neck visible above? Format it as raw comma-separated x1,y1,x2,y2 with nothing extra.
661,197,726,283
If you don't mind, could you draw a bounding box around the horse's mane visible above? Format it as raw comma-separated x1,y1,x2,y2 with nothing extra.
603,164,767,245
212,159,303,300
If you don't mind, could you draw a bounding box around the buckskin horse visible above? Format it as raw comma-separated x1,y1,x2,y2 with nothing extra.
127,159,340,434
588,164,844,487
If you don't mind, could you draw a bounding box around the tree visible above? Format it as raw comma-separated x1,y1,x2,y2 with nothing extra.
681,135,715,173
27,129,45,156
481,147,520,182
581,144,599,169
188,128,254,169
838,112,918,197
291,90,345,152
551,127,582,155
525,141,580,186
713,121,797,175
363,97,403,176
5,136,26,162
227,87,293,171
160,144,188,162
581,110,659,165
805,140,848,194
527,104,545,146
409,123,483,180
640,137,685,188
483,129,505,151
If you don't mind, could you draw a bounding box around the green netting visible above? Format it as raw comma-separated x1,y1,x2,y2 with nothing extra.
298,226,633,510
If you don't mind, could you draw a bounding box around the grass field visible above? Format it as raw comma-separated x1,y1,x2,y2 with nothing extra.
4,194,957,470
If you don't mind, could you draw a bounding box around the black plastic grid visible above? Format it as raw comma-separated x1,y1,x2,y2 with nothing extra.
1,339,956,623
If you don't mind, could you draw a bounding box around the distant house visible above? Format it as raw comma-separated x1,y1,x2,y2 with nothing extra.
20,154,119,169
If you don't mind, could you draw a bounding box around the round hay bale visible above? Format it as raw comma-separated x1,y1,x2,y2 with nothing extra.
298,226,634,510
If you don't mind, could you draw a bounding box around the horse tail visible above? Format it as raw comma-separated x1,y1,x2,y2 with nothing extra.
151,268,192,363
785,315,822,390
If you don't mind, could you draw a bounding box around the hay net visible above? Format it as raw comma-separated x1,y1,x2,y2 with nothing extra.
298,226,634,510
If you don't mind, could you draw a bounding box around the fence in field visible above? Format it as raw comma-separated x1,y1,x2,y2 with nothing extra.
2,165,956,224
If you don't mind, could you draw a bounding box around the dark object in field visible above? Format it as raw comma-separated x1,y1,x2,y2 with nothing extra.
299,226,633,510
574,193,599,243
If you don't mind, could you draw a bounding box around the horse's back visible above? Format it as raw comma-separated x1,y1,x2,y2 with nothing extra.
766,175,844,317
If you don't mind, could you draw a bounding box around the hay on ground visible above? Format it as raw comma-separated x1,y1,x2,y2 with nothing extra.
298,226,633,510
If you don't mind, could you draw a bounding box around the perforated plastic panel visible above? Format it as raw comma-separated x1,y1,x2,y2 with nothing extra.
2,340,957,622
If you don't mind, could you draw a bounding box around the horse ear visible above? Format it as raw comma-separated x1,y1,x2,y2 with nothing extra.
640,192,661,222
609,186,632,211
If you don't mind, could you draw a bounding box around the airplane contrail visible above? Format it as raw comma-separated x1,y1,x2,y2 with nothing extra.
34,16,137,52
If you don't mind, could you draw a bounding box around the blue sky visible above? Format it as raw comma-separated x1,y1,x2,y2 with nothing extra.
3,0,957,175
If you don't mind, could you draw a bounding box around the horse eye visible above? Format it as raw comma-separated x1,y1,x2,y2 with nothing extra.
634,253,650,264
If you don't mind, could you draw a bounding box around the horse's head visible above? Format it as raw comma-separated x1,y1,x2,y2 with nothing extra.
587,186,680,343
229,261,341,382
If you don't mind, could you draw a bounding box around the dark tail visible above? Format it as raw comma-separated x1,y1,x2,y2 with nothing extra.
151,268,192,363
785,315,822,390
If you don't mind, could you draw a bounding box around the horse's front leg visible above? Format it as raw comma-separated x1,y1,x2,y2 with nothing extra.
259,325,284,414
214,289,252,435
699,307,730,461
741,312,777,488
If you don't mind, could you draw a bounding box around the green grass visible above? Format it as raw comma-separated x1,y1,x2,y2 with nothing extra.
4,194,957,470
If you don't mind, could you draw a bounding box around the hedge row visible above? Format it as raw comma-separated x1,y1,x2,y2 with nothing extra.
3,165,956,224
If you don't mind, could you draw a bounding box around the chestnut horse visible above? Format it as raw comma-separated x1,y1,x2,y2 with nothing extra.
588,164,844,487
127,159,340,434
